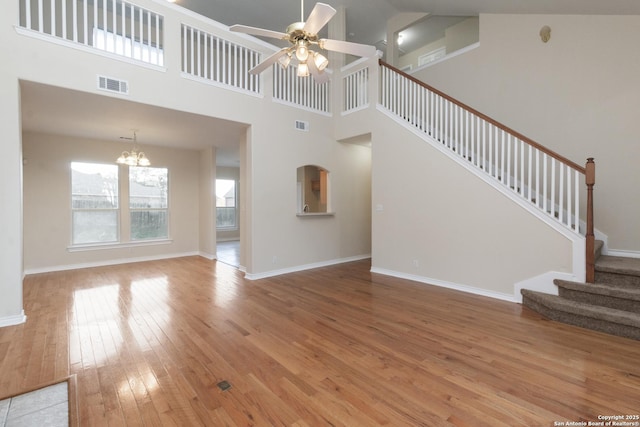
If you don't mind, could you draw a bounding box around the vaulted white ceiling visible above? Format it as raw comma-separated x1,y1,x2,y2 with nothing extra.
175,0,640,48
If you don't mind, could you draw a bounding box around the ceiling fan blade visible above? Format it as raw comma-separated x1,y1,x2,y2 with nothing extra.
250,48,290,74
303,3,336,35
319,39,377,57
229,24,288,40
307,57,330,84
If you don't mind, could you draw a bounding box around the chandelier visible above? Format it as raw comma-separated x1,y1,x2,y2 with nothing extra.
116,132,150,166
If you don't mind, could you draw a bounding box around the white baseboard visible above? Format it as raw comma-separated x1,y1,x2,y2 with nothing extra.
199,251,216,260
244,254,371,281
370,267,516,303
24,252,201,275
604,248,640,259
0,311,27,328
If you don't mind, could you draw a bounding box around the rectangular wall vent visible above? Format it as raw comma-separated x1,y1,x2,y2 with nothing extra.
97,75,129,94
295,120,309,132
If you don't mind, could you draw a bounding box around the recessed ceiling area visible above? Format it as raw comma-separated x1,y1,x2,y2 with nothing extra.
20,81,247,166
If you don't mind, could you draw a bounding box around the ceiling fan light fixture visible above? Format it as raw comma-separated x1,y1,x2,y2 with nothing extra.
231,1,376,83
295,41,309,61
297,61,310,77
313,52,329,71
278,52,292,69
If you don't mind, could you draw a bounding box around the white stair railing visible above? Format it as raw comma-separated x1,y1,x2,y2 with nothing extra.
19,0,164,66
342,65,369,114
379,60,588,236
181,24,261,95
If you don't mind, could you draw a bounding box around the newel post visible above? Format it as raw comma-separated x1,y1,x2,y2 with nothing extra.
585,158,596,283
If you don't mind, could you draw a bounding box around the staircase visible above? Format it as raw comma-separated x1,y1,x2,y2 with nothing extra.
522,241,640,340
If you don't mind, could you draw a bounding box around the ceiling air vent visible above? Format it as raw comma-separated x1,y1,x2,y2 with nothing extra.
295,120,309,132
97,75,129,95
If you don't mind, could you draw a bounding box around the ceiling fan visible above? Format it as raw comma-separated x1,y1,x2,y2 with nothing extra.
230,1,377,83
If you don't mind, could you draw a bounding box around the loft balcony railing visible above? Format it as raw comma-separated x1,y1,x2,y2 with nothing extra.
342,62,369,114
181,23,261,95
273,65,331,114
16,0,331,110
18,0,164,66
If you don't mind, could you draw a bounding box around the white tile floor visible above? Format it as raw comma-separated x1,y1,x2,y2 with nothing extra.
216,240,240,267
0,382,68,427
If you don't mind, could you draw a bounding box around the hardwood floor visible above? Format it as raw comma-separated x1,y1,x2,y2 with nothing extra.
2,257,639,426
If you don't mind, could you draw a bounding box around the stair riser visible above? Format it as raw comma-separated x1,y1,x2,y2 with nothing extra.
558,288,640,313
523,296,640,341
595,271,640,289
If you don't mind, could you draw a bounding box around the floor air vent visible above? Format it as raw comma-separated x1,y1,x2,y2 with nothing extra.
97,75,129,94
295,120,309,132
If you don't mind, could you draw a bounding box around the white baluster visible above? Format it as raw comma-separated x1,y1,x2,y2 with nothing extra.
511,137,516,191
506,134,512,188
566,166,572,227
543,153,548,213
38,0,43,32
527,145,532,201
574,169,580,232
559,163,565,223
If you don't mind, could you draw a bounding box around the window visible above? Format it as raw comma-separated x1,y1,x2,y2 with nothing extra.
216,179,236,229
129,167,169,240
71,162,119,245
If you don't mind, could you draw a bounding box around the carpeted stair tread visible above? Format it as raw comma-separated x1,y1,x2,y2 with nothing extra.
554,279,640,302
521,289,640,329
596,255,640,277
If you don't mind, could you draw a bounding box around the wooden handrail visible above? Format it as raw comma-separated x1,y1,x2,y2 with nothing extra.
379,60,586,174
585,158,596,283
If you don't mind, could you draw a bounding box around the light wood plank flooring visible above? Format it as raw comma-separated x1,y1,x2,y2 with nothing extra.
1,257,639,426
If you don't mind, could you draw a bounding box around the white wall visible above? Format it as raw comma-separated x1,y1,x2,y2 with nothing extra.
445,17,479,53
247,103,372,276
370,115,574,298
413,14,640,254
0,0,26,325
199,148,216,258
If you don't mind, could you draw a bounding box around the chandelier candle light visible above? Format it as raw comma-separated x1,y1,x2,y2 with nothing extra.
116,132,150,166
